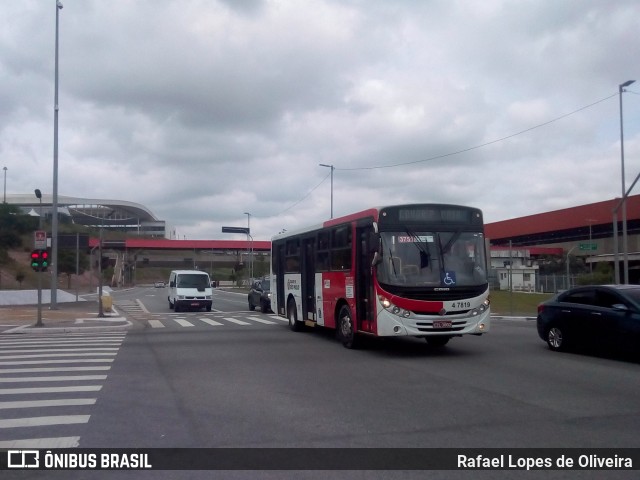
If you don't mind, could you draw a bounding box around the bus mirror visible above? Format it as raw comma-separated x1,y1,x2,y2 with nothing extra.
368,232,381,253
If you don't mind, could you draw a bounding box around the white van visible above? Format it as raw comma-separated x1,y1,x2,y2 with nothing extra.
168,270,213,312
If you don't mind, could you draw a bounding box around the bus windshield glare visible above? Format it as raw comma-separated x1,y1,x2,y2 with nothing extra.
376,230,487,288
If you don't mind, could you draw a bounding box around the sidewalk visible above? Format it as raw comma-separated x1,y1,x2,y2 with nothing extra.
0,290,131,334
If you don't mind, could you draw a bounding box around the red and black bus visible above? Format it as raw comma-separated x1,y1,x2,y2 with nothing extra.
271,204,490,348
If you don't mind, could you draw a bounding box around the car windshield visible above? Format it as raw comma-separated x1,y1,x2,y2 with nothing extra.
376,230,487,288
177,274,210,288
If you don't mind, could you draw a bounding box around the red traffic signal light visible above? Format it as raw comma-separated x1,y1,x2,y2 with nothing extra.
30,250,40,270
30,249,49,272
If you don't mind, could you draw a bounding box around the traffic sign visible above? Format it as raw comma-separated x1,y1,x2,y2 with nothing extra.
34,230,47,249
579,243,597,251
222,226,250,235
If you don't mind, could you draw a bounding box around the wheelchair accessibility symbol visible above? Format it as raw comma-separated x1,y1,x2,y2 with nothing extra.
442,271,456,286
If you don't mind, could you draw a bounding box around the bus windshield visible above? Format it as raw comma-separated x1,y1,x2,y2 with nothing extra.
377,231,487,288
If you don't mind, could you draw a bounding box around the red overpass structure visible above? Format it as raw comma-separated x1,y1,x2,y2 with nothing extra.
88,238,271,251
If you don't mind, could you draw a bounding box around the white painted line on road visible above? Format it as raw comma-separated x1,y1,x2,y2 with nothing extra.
136,298,150,313
0,359,114,366
0,375,108,383
0,385,102,395
0,398,96,409
174,319,194,327
0,366,111,373
148,320,165,328
272,316,289,322
223,317,250,325
0,415,91,428
0,436,80,448
0,353,117,360
246,316,277,325
0,348,119,354
199,318,223,326
0,338,125,345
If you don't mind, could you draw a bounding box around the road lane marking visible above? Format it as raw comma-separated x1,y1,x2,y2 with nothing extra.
174,319,194,327
0,415,91,428
0,366,111,373
246,316,277,325
0,436,80,448
0,359,114,366
0,375,108,383
0,399,96,409
0,386,103,395
148,320,165,328
223,317,250,325
199,318,223,326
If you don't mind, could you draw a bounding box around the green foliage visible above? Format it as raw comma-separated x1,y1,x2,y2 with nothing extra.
576,262,614,285
0,204,37,254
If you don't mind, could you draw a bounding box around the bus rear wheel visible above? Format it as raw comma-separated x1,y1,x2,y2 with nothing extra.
337,305,358,349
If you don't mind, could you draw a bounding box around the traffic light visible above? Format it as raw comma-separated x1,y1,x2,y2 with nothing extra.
30,250,40,271
40,250,49,270
30,249,49,272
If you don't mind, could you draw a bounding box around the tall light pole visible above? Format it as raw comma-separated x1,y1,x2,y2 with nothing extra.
50,0,63,308
319,164,334,218
2,166,6,203
620,79,635,284
244,212,253,281
35,189,43,327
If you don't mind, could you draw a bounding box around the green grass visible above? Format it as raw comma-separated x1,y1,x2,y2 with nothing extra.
489,289,554,317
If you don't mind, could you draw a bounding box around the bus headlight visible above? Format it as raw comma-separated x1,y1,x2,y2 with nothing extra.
379,296,412,318
379,296,392,309
469,299,490,317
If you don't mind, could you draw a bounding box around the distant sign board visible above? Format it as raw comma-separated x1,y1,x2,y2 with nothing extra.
579,243,597,251
34,230,47,249
222,226,250,235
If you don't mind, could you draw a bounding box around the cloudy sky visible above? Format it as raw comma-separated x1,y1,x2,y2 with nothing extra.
1,0,638,241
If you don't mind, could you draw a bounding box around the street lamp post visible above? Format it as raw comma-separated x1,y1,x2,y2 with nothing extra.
50,0,63,308
244,212,253,281
319,164,334,218
620,79,635,285
2,166,6,203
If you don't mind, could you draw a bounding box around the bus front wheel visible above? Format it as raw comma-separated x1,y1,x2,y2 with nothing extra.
337,305,358,349
288,300,303,332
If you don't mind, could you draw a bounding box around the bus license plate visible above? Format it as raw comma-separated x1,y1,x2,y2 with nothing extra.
433,320,452,329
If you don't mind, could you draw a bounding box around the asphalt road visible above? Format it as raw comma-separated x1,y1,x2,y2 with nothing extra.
2,287,639,479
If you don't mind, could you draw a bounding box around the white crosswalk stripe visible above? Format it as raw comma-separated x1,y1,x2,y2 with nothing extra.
0,332,126,449
145,314,283,329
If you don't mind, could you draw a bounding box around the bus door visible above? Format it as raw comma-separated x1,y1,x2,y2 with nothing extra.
355,223,375,331
275,243,286,316
301,236,316,323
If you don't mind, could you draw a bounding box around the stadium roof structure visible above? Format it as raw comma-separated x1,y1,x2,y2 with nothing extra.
5,193,165,236
485,195,640,247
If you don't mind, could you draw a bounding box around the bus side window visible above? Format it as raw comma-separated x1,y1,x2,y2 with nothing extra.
331,226,352,271
316,231,330,271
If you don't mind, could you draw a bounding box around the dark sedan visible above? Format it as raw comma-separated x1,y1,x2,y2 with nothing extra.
248,279,272,313
537,284,640,353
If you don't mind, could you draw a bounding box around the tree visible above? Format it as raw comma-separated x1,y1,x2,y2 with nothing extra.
57,249,89,289
15,271,25,287
0,203,37,258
